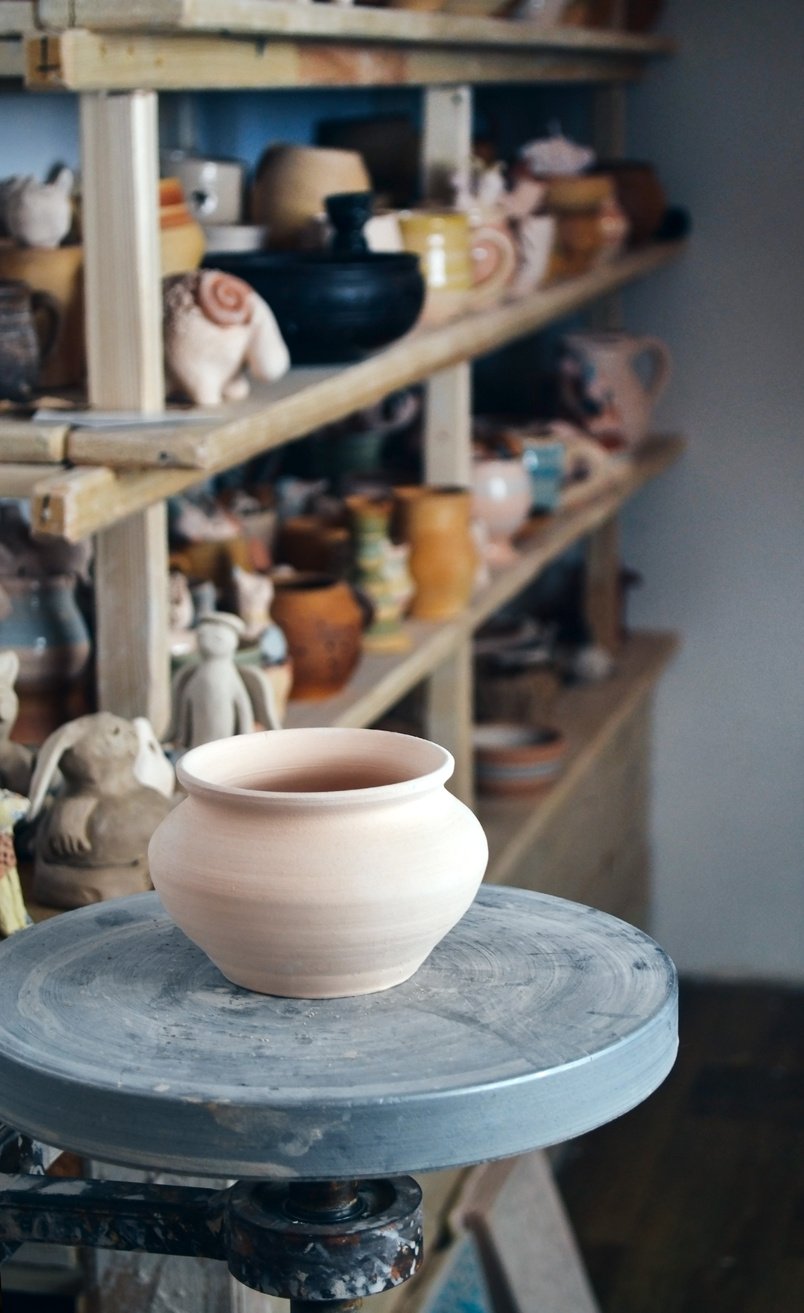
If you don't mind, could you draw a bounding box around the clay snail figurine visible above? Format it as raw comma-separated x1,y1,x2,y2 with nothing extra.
163,269,290,406
26,711,173,909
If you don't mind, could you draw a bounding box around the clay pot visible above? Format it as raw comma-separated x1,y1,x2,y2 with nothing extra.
471,459,533,565
159,177,206,276
473,723,566,796
148,727,489,996
250,145,371,250
270,573,365,700
593,161,667,245
392,486,477,620
0,279,60,401
0,246,83,389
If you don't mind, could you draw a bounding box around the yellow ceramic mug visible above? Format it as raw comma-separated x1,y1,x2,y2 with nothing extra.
398,209,473,325
399,208,517,322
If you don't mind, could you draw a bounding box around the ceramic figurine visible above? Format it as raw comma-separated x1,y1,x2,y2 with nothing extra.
26,712,172,908
231,565,275,643
168,568,197,658
0,652,34,797
163,269,290,406
0,790,31,937
169,612,282,752
0,167,74,249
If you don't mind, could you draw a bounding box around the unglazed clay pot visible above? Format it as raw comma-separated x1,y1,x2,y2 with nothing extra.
149,727,489,997
393,485,477,620
270,573,365,700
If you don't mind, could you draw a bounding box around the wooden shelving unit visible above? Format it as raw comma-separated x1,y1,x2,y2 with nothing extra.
2,10,686,1311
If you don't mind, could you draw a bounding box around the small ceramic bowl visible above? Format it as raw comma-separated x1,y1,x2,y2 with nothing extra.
473,722,566,796
203,223,269,254
206,248,425,364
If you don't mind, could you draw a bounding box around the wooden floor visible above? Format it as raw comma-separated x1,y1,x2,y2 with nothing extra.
559,980,804,1313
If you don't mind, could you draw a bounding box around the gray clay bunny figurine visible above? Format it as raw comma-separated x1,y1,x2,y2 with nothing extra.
26,711,173,909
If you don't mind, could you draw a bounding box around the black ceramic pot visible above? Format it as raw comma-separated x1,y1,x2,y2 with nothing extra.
206,248,425,365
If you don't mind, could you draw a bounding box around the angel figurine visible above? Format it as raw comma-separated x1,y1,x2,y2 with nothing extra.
169,611,282,752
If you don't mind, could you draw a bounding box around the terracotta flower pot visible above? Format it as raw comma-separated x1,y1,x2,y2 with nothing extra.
269,573,365,700
393,485,477,620
148,727,489,997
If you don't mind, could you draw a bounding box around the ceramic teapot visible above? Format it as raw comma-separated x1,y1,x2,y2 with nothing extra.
559,331,672,449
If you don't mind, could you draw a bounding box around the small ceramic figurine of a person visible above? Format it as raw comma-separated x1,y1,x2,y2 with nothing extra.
169,611,282,753
0,790,31,936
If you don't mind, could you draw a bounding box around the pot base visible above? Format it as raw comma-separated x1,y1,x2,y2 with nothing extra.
210,952,431,999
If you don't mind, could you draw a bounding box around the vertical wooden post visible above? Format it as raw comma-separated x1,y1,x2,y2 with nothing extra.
80,91,171,735
423,362,472,487
585,516,621,655
421,84,472,203
420,86,475,805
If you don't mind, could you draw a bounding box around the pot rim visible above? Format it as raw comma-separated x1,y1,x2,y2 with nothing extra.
176,727,455,808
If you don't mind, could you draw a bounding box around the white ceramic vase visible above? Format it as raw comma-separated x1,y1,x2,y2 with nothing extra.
148,727,488,998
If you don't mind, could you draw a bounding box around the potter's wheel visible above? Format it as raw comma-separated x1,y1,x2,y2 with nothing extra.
0,887,676,1178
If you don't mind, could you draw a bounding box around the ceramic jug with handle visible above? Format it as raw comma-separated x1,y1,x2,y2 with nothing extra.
559,331,672,449
0,279,60,401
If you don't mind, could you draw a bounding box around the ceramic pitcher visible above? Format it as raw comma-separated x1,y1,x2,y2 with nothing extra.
560,331,672,449
0,278,60,401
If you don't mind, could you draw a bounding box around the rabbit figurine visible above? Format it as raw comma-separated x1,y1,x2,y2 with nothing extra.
26,711,173,909
0,167,74,249
0,651,34,797
0,789,31,937
163,269,290,406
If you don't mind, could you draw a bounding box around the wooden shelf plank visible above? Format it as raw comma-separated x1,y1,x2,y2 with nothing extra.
283,437,684,732
0,420,69,463
480,630,679,886
0,3,34,37
29,241,686,541
24,29,654,91
35,2,675,55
